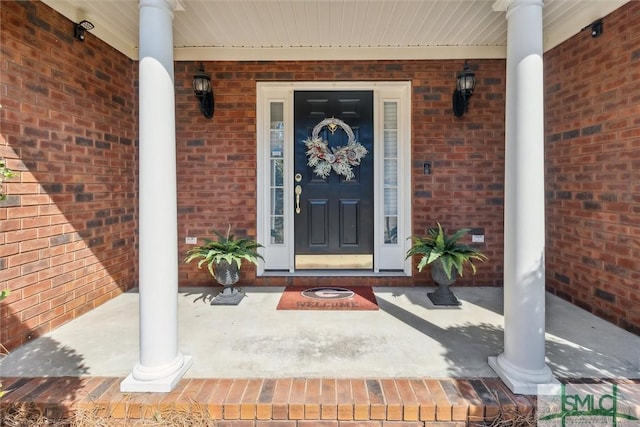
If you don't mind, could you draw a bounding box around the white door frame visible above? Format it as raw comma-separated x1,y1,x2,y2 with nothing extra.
256,81,412,276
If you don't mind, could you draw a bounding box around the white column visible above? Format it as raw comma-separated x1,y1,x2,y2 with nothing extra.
488,0,556,394
121,0,191,393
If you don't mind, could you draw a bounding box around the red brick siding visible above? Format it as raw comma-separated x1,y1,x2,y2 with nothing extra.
545,2,640,334
0,1,138,350
174,60,506,287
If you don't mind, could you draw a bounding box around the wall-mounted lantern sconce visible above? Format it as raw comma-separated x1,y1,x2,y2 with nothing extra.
74,20,94,41
452,61,476,117
192,63,214,119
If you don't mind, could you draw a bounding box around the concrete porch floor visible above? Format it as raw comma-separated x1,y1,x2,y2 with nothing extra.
1,287,639,425
2,286,638,380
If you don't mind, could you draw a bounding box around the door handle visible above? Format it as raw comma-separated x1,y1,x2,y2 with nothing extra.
295,185,302,214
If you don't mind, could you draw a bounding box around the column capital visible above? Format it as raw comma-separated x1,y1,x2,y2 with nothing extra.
139,0,182,13
492,0,543,13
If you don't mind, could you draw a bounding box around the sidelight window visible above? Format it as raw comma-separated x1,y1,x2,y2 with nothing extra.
383,102,399,244
269,102,285,244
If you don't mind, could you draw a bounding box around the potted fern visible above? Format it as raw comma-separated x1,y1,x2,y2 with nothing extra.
184,226,263,305
406,223,487,306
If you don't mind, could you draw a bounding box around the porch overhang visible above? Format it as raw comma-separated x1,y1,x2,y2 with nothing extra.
42,0,630,61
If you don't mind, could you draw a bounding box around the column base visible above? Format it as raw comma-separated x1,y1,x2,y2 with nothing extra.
489,353,558,395
120,355,192,393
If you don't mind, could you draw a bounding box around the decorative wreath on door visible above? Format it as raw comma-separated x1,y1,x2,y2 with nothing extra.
304,117,367,180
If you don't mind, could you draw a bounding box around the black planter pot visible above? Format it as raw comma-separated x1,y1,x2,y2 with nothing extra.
214,259,240,285
428,259,461,306
212,260,244,305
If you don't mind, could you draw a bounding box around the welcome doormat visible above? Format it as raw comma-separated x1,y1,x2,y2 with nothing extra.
277,286,378,311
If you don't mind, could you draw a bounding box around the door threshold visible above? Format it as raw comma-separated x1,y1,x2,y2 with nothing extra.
260,270,407,277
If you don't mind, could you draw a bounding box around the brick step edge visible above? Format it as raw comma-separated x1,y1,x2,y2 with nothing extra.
0,377,537,423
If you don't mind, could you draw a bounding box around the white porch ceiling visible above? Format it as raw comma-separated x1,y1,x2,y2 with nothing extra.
42,0,630,61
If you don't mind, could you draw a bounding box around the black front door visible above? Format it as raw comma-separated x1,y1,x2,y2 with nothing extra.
294,91,374,269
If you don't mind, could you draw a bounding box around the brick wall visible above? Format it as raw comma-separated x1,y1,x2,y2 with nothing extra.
0,1,138,350
174,60,507,287
545,2,640,334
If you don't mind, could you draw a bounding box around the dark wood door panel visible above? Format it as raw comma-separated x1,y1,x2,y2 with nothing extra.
308,199,328,246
